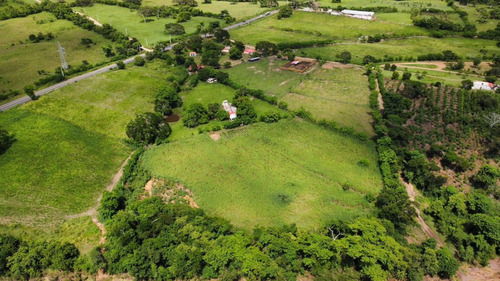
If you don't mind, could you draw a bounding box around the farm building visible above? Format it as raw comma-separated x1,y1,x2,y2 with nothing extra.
222,46,231,53
341,10,374,20
244,49,256,55
189,52,197,57
473,81,498,91
222,100,237,120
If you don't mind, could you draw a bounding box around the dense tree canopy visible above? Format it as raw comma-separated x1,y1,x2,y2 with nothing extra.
126,112,172,144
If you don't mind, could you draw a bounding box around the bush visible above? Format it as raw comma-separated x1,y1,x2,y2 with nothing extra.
126,112,172,144
471,165,499,189
255,41,278,56
183,103,209,128
0,127,15,155
116,61,126,69
259,111,281,123
277,5,292,19
339,51,351,64
165,23,185,35
23,85,37,100
134,56,145,66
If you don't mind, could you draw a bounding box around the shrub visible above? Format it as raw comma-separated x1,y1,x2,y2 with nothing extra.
165,23,185,35
116,61,126,69
277,5,292,19
183,103,209,128
0,127,15,155
259,111,281,123
133,56,145,66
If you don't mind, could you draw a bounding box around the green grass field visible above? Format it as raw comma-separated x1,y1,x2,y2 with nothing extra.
315,0,453,11
141,120,382,230
0,63,165,228
300,37,500,64
224,58,374,135
230,11,429,45
381,68,483,87
78,4,222,47
0,12,113,94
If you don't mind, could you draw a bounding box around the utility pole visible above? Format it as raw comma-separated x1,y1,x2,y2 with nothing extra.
145,38,149,47
57,42,69,70
125,28,128,36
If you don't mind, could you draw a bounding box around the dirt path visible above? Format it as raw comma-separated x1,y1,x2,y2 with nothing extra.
74,11,103,27
402,179,445,248
374,76,384,111
65,153,133,243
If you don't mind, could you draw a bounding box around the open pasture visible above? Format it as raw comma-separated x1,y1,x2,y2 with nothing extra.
78,4,222,46
141,119,382,230
230,11,429,45
316,0,453,11
300,37,500,65
0,63,165,227
0,12,113,96
225,58,374,135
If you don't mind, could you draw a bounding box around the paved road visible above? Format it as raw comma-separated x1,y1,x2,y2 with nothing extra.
0,10,277,112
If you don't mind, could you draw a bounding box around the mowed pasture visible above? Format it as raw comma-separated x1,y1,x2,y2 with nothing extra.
225,58,374,135
301,37,500,65
78,4,222,46
141,120,382,230
0,12,113,96
0,63,165,227
316,0,453,11
230,11,429,45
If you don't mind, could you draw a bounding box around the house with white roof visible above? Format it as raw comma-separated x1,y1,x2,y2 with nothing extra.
341,9,375,20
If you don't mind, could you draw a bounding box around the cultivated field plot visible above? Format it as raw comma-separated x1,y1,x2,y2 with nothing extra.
195,1,283,21
380,68,483,87
225,58,374,135
280,58,316,73
284,65,374,135
301,37,500,65
141,120,382,230
230,11,429,45
0,63,165,227
78,4,222,46
0,12,113,95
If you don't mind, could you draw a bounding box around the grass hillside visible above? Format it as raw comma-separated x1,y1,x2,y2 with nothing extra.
141,120,383,230
0,63,165,227
78,4,222,47
0,12,113,94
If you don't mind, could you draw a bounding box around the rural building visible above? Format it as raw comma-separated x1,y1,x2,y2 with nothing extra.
222,46,231,53
244,49,256,55
189,52,197,57
341,10,375,20
207,78,217,84
473,81,498,91
222,100,237,120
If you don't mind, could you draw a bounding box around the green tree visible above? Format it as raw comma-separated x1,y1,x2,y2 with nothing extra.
0,126,15,155
255,41,278,56
126,112,172,144
277,5,292,19
134,56,145,66
229,47,243,60
176,11,191,23
165,23,185,35
116,61,126,69
375,187,416,232
391,71,400,80
339,51,351,64
214,29,230,43
183,103,209,127
23,85,37,100
402,71,412,80
461,79,473,90
436,248,459,279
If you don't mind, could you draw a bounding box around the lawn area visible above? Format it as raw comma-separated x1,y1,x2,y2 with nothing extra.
0,12,113,95
300,37,500,64
230,11,429,45
381,68,483,87
458,4,500,32
141,120,382,230
315,0,453,11
195,1,282,21
78,4,222,47
0,63,165,228
225,58,374,135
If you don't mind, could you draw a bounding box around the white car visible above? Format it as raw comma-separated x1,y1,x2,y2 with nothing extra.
207,78,217,84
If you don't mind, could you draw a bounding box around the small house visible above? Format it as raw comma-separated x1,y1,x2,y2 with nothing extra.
473,81,498,91
222,46,231,53
222,100,237,120
341,9,375,20
207,78,217,84
189,52,197,57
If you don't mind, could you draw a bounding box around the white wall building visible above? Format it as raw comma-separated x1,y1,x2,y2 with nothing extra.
341,9,375,20
473,81,498,91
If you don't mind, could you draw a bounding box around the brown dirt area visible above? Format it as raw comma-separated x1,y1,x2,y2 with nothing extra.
321,61,362,70
210,131,221,141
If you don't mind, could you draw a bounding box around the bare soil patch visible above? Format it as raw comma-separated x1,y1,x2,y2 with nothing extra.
321,61,360,70
210,131,221,142
165,114,180,123
281,58,317,73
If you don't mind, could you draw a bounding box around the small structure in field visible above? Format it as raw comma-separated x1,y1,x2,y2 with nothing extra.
222,46,231,53
280,57,317,73
222,100,237,120
244,49,256,55
189,52,197,57
473,81,498,91
207,78,217,84
341,9,374,20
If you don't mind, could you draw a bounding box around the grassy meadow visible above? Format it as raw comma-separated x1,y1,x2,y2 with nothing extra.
230,11,429,45
141,120,382,230
78,4,222,47
316,0,453,11
0,62,165,228
381,68,484,87
225,58,374,135
300,37,500,64
0,12,113,95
